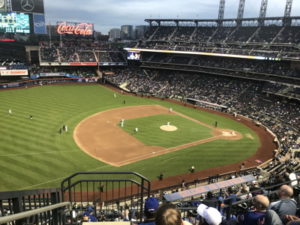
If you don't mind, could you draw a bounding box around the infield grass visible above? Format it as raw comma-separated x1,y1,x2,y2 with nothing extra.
0,84,260,191
121,114,212,148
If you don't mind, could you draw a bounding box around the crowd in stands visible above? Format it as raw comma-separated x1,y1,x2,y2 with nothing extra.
40,41,126,63
140,53,300,87
65,171,300,225
105,69,300,155
138,24,300,59
142,53,300,79
0,42,27,63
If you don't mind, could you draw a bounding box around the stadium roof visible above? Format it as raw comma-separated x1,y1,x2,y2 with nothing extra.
145,16,300,24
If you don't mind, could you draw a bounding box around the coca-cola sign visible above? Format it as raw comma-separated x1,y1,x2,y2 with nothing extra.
57,22,94,36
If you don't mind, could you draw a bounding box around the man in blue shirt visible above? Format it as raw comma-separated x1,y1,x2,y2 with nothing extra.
139,197,159,225
238,195,269,225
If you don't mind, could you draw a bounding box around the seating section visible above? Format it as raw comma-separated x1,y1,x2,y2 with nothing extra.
40,41,126,63
137,24,300,59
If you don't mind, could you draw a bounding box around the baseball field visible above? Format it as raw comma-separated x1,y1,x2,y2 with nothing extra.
0,84,273,191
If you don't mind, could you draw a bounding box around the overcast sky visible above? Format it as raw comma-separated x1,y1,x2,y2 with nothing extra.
44,0,300,34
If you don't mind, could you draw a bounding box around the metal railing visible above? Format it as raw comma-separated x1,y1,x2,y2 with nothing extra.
0,188,62,225
0,202,70,225
61,172,151,223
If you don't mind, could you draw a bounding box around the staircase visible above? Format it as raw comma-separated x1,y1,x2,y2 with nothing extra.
224,27,239,43
271,27,285,44
148,26,160,41
168,27,178,41
189,27,198,41
207,27,219,43
247,27,261,43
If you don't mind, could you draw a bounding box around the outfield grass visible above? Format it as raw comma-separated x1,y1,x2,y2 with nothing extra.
121,114,212,148
0,85,260,191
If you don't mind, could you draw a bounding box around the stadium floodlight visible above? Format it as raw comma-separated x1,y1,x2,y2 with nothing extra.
284,0,293,18
237,0,246,25
258,0,268,26
259,0,268,19
283,0,293,26
218,0,225,22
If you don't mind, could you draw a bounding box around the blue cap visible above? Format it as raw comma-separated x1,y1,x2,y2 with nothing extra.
87,206,94,212
145,197,159,212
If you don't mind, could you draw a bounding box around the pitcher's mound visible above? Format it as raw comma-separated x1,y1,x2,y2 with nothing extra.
160,125,178,132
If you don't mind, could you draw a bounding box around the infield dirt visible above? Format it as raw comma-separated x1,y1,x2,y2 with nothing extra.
74,105,241,167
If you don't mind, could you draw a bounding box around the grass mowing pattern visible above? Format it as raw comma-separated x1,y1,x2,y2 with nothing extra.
121,114,212,148
0,85,260,191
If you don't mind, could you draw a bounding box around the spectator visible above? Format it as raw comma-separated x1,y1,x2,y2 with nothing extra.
139,197,159,225
155,203,191,225
238,195,269,225
269,185,297,224
197,203,222,225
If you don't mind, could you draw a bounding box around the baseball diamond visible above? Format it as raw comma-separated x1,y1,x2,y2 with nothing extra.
1,1,300,224
0,85,275,191
73,105,242,167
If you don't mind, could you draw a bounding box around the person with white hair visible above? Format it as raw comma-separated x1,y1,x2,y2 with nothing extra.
197,203,222,225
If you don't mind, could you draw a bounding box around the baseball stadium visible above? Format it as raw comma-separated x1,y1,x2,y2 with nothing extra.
0,0,299,225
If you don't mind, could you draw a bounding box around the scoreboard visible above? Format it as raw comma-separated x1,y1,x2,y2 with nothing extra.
0,12,30,34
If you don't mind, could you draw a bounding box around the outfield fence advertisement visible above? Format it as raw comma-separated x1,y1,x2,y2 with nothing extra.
0,78,98,89
0,70,28,76
40,62,127,66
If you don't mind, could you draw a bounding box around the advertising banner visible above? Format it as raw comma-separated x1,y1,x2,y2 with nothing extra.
56,22,94,36
0,70,28,76
33,13,46,34
68,62,97,66
11,0,44,13
39,72,66,77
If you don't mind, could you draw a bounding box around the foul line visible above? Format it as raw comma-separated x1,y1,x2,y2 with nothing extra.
115,135,223,166
73,105,242,167
17,164,111,190
0,150,74,158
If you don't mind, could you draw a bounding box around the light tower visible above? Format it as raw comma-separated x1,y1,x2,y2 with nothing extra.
284,0,293,25
284,0,293,17
237,0,246,26
218,0,226,26
258,0,268,26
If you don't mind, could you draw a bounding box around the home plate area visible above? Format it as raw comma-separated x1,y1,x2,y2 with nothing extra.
221,130,237,137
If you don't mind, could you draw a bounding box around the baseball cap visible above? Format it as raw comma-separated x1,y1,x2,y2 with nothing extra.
144,197,159,212
196,204,207,217
202,207,222,225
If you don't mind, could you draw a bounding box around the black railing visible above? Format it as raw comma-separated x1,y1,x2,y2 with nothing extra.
61,171,151,222
0,188,62,225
